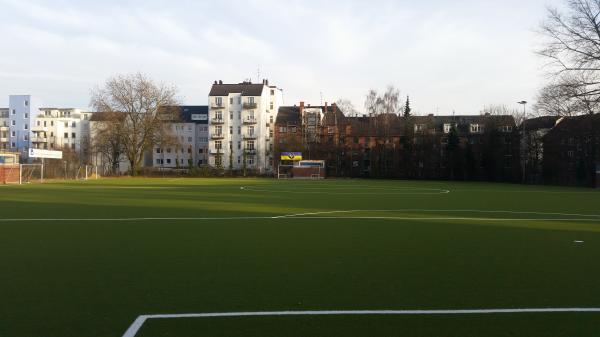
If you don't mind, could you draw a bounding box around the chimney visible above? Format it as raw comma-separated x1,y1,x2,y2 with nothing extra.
219,80,223,85
214,80,217,85
325,102,328,112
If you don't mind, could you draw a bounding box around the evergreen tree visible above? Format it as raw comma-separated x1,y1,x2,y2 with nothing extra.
403,96,411,118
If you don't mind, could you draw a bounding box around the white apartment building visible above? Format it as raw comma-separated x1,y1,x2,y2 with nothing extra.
32,108,93,160
153,106,209,169
208,80,283,173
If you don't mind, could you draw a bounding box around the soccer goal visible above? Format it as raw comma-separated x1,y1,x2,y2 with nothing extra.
20,164,43,184
75,165,100,181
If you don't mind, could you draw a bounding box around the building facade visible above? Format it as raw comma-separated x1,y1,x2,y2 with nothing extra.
207,80,283,173
32,108,94,160
153,106,209,169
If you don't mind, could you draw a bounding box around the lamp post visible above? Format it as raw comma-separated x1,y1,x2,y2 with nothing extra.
518,101,527,183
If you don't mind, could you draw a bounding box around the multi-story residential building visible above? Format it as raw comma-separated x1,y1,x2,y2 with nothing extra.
0,108,9,151
208,80,283,173
275,106,520,181
153,106,209,169
32,108,94,160
543,114,600,187
6,95,35,157
520,116,561,184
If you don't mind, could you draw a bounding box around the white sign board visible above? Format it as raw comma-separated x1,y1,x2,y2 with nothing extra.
191,114,208,121
29,148,63,159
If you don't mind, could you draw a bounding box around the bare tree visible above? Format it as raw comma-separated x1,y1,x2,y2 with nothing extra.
335,99,360,117
538,0,600,111
480,104,528,126
91,73,179,175
91,112,125,175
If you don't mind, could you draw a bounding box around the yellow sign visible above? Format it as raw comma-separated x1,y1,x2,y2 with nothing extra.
281,152,302,161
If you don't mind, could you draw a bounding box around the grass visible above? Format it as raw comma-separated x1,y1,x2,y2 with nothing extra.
0,178,599,337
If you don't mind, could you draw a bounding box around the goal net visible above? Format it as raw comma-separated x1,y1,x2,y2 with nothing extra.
20,164,43,184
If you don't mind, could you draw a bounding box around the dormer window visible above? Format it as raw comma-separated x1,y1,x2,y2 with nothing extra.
414,124,426,133
470,124,483,133
443,123,455,134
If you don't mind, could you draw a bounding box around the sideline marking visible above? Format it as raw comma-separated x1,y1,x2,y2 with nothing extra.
1,209,600,222
240,186,451,195
122,308,600,337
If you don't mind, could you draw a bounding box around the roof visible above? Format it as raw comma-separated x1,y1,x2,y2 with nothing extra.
521,116,561,130
209,83,265,97
276,106,301,124
548,114,600,134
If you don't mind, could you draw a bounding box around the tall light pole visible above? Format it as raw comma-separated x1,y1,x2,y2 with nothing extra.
518,101,528,183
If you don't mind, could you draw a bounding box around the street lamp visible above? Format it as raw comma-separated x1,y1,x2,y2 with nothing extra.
518,101,528,184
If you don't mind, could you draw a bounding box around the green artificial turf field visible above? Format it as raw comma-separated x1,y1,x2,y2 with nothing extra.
1,178,599,337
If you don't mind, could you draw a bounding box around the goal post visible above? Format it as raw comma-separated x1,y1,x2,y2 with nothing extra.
19,164,43,184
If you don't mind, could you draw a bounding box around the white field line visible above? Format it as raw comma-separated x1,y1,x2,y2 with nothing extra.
274,209,600,219
1,209,600,222
122,308,600,337
241,186,451,195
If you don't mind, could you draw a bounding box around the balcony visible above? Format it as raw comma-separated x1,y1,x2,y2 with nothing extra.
31,126,48,132
244,149,257,155
209,148,224,155
211,133,225,139
0,126,9,131
211,104,225,110
0,137,7,143
243,117,257,124
243,133,257,140
31,137,48,143
242,102,257,110
211,118,225,124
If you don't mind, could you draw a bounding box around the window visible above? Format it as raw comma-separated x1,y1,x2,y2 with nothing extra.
247,140,255,150
271,89,275,95
215,126,222,135
279,126,287,133
443,123,454,134
215,140,222,149
230,98,233,104
270,103,274,110
24,124,28,130
229,141,232,150
328,126,334,134
156,148,161,154
499,125,513,133
415,124,426,133
166,159,171,164
270,116,273,123
187,147,192,154
248,97,255,104
72,122,76,128
72,133,76,139
238,126,241,135
64,132,69,138
215,97,223,106
470,124,483,133
65,122,69,127
11,131,15,137
290,126,297,133
51,121,54,127
248,126,254,135
11,120,15,126
25,113,28,119
156,159,162,165
11,109,15,115
248,156,255,165
167,148,172,153
230,112,233,119
24,100,28,107
238,141,241,150
24,135,28,141
230,126,233,134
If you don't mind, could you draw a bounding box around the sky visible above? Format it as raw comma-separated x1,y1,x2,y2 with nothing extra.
0,0,564,115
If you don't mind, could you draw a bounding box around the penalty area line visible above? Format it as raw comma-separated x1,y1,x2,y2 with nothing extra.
122,308,600,337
